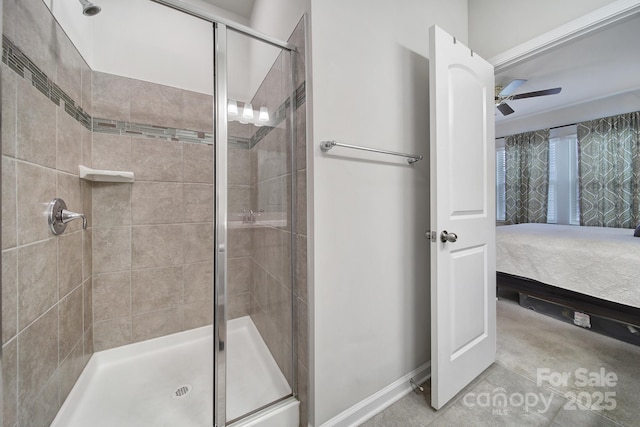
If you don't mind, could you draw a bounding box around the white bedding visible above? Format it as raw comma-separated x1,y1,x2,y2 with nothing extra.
496,223,640,309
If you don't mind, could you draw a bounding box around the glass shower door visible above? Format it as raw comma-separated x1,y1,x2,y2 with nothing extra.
215,24,297,426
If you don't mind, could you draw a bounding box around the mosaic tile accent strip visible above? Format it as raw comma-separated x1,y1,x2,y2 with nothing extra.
2,34,306,149
3,34,92,129
229,136,252,149
246,83,306,150
296,82,306,108
2,34,212,145
92,120,213,145
93,118,214,145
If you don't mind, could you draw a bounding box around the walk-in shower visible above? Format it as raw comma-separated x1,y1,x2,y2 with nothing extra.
0,0,307,426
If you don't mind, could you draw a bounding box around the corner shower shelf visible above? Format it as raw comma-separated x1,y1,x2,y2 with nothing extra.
79,165,134,183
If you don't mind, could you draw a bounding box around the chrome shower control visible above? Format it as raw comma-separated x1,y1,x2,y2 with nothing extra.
48,198,87,235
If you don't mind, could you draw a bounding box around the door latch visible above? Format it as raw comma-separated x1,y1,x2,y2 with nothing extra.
425,230,437,242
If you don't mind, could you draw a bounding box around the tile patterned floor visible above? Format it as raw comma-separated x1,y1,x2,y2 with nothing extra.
361,300,640,426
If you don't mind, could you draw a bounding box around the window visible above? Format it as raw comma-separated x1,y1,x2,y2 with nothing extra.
496,127,580,224
547,133,580,225
496,147,506,221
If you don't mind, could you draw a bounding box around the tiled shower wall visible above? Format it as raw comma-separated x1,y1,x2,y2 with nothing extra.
90,71,214,351
2,0,94,426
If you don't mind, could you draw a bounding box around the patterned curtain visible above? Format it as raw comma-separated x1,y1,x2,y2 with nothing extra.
577,111,640,228
504,129,550,224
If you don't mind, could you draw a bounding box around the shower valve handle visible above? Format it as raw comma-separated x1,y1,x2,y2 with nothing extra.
48,198,87,235
60,209,88,230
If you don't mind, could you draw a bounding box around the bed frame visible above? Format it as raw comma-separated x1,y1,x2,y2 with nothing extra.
497,272,640,346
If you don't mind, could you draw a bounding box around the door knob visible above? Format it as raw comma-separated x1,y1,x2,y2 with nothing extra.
440,230,458,243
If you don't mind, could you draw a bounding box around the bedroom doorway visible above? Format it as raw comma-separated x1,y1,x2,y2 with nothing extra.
490,4,640,426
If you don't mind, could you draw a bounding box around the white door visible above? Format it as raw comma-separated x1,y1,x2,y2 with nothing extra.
429,25,496,410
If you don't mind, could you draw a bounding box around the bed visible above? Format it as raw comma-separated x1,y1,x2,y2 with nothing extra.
496,223,640,342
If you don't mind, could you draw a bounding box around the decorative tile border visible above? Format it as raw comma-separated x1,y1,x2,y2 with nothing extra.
3,34,92,129
229,136,252,149
2,34,305,150
296,82,306,108
247,82,306,149
92,117,214,145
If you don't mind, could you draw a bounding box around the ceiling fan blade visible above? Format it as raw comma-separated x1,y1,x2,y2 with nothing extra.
511,87,562,100
497,103,515,116
498,79,527,97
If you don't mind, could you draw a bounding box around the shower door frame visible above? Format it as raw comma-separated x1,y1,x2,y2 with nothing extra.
214,21,228,427
150,2,298,427
215,25,298,426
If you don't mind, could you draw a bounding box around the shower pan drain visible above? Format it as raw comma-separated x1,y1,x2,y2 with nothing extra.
172,384,192,399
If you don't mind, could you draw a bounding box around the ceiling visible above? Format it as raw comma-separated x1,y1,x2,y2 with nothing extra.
173,3,640,130
494,14,640,127
201,0,256,19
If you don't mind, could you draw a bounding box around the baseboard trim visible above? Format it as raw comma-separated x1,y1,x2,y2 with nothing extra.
319,362,431,427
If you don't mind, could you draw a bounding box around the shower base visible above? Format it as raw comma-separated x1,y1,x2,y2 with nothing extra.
51,316,298,427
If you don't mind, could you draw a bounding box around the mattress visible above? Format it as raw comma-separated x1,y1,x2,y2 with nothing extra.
496,223,640,309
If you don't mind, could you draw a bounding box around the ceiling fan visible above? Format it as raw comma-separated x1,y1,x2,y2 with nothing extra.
495,79,562,116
